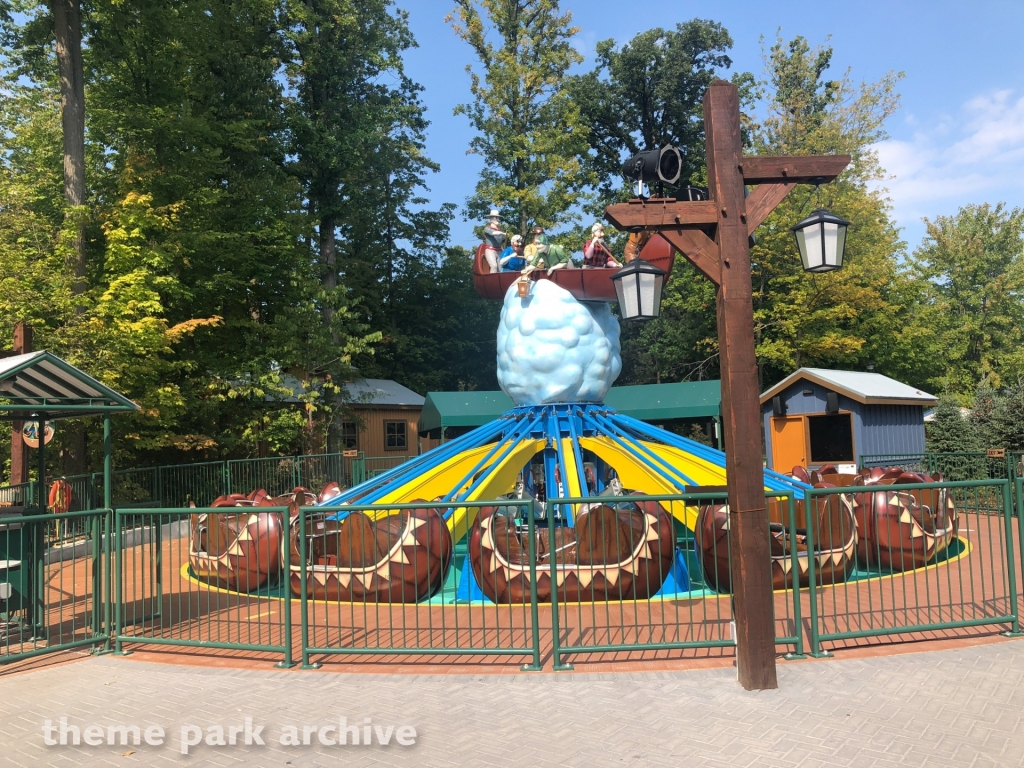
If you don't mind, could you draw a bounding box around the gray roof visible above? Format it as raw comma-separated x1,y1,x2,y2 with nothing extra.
274,375,424,408
0,351,139,420
344,379,425,408
761,368,937,406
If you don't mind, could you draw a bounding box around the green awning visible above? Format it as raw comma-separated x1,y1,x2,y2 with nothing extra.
418,381,720,435
0,351,140,421
419,391,514,435
604,380,721,421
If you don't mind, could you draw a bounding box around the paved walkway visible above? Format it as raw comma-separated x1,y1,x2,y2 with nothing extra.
1,639,1023,767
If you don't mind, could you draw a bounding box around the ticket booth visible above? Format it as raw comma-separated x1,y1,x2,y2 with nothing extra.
760,368,936,473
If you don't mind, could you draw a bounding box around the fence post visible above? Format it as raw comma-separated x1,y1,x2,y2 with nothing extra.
1006,480,1023,637
113,510,127,655
805,488,830,658
299,508,318,669
522,498,543,671
276,507,295,668
783,491,806,660
549,502,572,671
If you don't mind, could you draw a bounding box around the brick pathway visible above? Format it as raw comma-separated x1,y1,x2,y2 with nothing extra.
1,639,1023,767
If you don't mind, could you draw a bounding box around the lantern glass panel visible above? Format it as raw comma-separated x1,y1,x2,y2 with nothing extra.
822,221,840,268
617,274,640,318
801,221,822,270
639,272,657,315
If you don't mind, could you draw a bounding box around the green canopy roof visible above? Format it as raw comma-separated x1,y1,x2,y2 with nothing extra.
0,351,139,421
419,391,514,435
418,381,720,435
604,380,721,421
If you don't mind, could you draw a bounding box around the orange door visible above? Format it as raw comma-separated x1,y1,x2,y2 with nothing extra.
771,416,807,472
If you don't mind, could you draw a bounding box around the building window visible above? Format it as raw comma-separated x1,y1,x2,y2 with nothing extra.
385,421,407,451
341,421,358,450
808,414,854,464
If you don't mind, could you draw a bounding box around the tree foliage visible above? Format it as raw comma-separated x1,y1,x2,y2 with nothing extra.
448,0,592,237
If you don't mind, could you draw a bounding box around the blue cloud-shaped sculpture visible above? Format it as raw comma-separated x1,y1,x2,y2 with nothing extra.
497,279,621,405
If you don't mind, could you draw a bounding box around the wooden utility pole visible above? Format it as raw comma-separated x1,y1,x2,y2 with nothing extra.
605,80,850,690
7,323,33,485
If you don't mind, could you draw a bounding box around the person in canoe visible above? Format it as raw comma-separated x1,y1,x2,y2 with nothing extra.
582,222,622,268
524,228,572,274
500,234,527,271
482,208,507,273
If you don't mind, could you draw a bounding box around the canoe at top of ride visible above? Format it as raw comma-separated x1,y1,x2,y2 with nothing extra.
189,484,345,592
189,488,284,591
468,496,675,604
695,483,857,593
289,501,453,602
471,234,675,302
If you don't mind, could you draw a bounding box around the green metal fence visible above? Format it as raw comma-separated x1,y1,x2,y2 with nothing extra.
299,500,542,670
4,479,1022,670
0,451,408,514
805,479,1021,656
114,506,294,666
545,492,804,669
1,507,111,664
861,452,1024,483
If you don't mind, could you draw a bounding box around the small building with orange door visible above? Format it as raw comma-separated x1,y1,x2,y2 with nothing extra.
760,368,936,474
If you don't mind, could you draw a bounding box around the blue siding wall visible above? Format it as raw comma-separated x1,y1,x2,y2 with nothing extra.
761,379,925,470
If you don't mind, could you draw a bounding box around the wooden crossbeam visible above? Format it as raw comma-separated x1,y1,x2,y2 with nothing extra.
603,199,718,231
658,230,720,284
738,155,850,185
744,182,796,234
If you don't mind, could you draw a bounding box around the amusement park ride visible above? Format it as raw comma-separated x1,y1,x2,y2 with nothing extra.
184,81,963,690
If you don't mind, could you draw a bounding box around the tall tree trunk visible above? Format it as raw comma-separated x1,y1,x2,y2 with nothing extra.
54,0,89,477
320,215,346,455
53,0,86,297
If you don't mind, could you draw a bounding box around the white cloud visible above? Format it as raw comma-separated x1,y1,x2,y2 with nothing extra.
871,90,1024,244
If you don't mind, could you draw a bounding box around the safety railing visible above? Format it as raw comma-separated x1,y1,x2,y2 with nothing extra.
298,500,542,670
805,479,1021,656
113,506,294,665
1,507,111,664
7,482,1020,670
544,492,804,669
0,481,34,507
860,452,1023,484
0,451,384,513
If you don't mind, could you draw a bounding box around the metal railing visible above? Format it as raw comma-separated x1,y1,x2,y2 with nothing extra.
861,452,1024,483
298,500,542,670
544,492,804,669
0,451,412,513
805,479,1021,655
3,479,1021,670
114,506,294,665
1,507,111,664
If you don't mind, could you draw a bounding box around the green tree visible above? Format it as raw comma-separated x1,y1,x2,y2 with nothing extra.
748,36,908,390
926,397,981,453
905,204,1024,395
567,20,743,202
448,0,592,237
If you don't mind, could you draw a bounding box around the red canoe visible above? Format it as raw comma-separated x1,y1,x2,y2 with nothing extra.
472,234,675,302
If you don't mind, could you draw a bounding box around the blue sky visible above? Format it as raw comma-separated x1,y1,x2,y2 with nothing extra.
401,0,1024,253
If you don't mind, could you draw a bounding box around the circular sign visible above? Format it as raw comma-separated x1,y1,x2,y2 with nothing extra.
22,421,54,449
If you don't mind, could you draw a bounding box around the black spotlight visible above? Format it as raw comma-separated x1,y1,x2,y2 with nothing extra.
621,145,682,186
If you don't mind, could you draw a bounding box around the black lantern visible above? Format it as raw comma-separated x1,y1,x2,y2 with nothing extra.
611,258,667,321
791,208,850,273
